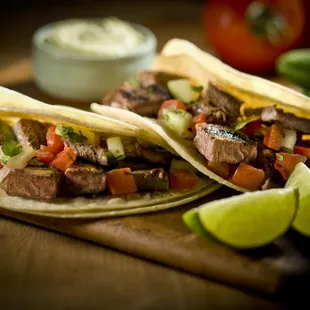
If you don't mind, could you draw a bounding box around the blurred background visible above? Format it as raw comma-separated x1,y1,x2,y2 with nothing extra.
0,0,310,106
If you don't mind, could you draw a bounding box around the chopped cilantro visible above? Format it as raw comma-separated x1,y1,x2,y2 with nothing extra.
191,85,203,93
235,117,259,131
281,147,293,154
276,154,284,161
0,140,23,164
128,77,139,88
56,126,87,144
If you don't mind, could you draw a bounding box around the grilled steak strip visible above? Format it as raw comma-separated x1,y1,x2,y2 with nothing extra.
207,82,242,122
65,140,108,166
131,168,169,192
189,99,229,125
194,123,257,164
261,106,310,133
1,167,62,200
101,71,176,117
122,138,172,164
65,165,106,195
14,119,49,149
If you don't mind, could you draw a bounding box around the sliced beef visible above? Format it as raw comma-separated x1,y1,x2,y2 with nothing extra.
131,168,169,192
0,167,62,200
194,123,257,164
189,99,229,125
116,160,155,171
101,72,173,117
14,119,49,149
27,157,48,168
137,71,184,88
261,106,310,133
64,140,108,166
255,146,276,179
207,82,242,122
122,138,172,164
65,165,106,195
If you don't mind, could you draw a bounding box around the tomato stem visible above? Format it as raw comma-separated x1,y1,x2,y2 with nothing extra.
245,1,289,46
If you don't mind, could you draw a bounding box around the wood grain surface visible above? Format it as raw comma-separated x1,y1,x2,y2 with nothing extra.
0,1,307,309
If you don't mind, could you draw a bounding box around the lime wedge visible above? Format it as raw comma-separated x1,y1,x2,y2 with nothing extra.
286,162,310,236
182,208,209,238
196,188,298,249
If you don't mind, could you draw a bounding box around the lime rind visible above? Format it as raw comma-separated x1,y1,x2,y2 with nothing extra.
286,162,310,236
182,208,209,238
195,188,298,249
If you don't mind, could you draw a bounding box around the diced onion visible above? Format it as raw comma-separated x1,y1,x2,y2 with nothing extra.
281,129,297,151
107,136,126,161
163,108,193,137
5,145,36,169
167,79,199,104
0,166,11,184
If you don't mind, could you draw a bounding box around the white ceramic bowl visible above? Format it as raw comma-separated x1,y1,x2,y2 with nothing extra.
32,19,157,102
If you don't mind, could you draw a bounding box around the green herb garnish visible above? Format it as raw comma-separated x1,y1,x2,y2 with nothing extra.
191,85,203,93
56,126,87,144
0,140,23,164
128,77,139,88
276,154,284,161
235,117,260,131
281,147,293,154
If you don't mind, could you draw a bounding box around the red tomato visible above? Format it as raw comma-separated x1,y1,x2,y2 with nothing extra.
46,126,64,154
106,168,137,195
241,119,262,136
169,169,198,190
274,152,304,180
263,124,282,150
0,163,3,169
203,0,306,73
231,163,265,190
50,147,76,172
191,113,207,134
35,150,55,164
158,100,187,119
294,146,310,159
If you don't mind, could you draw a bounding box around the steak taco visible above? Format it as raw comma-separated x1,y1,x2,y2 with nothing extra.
91,39,310,193
0,86,219,218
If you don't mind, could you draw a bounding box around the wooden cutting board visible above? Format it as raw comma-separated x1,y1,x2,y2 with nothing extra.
1,74,310,302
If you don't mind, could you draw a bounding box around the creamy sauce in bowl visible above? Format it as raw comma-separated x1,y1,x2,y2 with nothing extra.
44,17,146,58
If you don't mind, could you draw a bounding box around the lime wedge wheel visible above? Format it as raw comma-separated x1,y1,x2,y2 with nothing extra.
183,188,298,249
286,162,310,236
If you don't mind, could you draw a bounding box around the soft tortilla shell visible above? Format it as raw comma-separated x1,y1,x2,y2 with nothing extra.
153,39,310,119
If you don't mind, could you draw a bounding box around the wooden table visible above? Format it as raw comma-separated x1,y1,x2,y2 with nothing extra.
0,2,291,309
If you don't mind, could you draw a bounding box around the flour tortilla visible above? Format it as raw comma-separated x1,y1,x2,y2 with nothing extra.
91,39,310,193
0,86,219,217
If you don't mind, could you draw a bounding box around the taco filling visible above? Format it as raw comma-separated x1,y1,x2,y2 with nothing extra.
0,117,205,201
100,71,310,191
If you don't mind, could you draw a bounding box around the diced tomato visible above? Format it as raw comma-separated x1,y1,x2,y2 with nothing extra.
0,163,3,168
241,119,262,136
207,161,231,179
294,146,310,159
35,150,55,164
263,124,282,151
50,147,76,172
169,169,198,191
191,113,207,134
158,100,187,119
274,152,304,180
106,168,137,195
46,125,64,154
231,163,265,191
